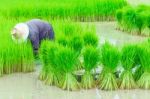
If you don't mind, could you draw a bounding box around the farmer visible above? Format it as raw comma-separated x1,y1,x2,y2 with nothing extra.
11,19,55,55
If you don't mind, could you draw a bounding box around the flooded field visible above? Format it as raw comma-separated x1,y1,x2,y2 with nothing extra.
0,22,148,99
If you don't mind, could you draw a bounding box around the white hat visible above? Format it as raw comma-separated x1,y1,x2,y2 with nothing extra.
11,23,29,43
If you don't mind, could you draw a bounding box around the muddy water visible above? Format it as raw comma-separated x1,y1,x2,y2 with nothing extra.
96,22,147,46
0,22,149,99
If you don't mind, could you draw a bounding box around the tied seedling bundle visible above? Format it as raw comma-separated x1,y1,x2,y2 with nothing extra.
81,46,100,89
137,45,150,89
98,42,120,90
119,44,137,89
44,42,59,86
39,40,52,80
56,46,80,91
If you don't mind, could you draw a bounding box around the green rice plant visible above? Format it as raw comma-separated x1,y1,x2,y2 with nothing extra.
98,42,120,90
116,5,150,36
81,46,100,89
69,35,84,70
21,43,35,72
57,35,69,47
44,42,60,86
141,12,150,36
39,40,52,80
0,0,127,21
119,44,137,89
83,31,98,47
69,35,83,55
55,46,80,91
116,9,124,30
137,45,150,89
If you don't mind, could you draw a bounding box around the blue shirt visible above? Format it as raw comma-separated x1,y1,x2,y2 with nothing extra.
26,19,55,55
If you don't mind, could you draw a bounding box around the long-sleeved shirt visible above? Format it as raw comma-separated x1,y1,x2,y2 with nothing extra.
26,19,55,55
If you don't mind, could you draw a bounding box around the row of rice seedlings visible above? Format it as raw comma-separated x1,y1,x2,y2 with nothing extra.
0,0,127,21
98,42,120,90
39,39,150,91
0,42,35,74
116,5,150,36
56,46,80,91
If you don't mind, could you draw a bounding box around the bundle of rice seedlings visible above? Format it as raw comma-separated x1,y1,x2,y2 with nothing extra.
81,46,100,89
98,42,120,90
119,44,137,89
44,42,59,86
137,45,150,89
56,46,80,91
39,40,52,80
122,6,140,34
83,32,98,47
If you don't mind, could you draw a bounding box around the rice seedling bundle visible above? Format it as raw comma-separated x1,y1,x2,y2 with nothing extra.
81,46,100,89
119,44,138,89
116,5,150,36
98,42,120,90
137,45,150,89
55,46,80,91
43,41,59,86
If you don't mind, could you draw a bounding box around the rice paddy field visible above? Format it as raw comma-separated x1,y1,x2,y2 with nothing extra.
0,0,150,99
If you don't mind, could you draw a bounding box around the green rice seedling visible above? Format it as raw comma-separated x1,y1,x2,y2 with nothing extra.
57,35,69,47
119,44,137,89
98,42,120,90
69,35,83,55
122,6,140,34
21,43,35,72
137,45,150,89
39,40,51,80
0,0,127,21
81,46,100,89
116,9,124,30
41,42,60,86
141,12,150,36
56,46,80,91
83,31,98,47
69,35,84,70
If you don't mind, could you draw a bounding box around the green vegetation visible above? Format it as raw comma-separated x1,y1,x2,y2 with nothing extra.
98,42,120,90
116,5,150,36
0,0,127,21
137,44,150,89
81,46,100,89
119,44,137,89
